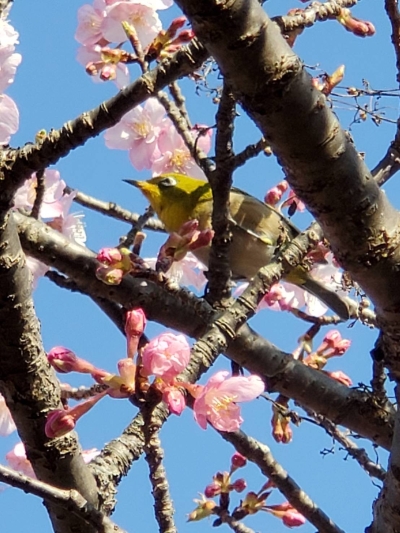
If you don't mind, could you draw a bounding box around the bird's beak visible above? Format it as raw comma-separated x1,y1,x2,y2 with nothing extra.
123,179,142,189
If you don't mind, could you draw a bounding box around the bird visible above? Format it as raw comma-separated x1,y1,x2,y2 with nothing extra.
125,173,349,320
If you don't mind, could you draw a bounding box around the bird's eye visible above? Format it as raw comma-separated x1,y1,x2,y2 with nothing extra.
159,176,177,188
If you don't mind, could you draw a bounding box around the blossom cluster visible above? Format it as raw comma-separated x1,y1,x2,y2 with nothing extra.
44,308,264,438
75,0,194,88
104,97,212,178
188,452,306,528
13,169,87,288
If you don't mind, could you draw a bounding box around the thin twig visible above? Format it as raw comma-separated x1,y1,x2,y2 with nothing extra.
142,405,177,533
232,138,270,169
385,0,400,83
65,185,165,232
156,89,213,175
169,81,192,128
206,82,236,307
31,169,45,219
309,412,386,481
221,430,346,533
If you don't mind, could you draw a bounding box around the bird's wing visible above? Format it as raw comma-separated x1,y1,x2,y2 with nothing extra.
228,188,299,246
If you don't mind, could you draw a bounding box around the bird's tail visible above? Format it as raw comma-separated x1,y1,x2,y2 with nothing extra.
298,274,351,320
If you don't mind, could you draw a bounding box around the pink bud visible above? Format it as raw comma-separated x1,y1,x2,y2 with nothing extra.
47,346,96,374
167,16,187,36
47,346,78,373
45,391,107,438
265,186,282,206
45,409,76,438
282,510,306,527
163,387,186,415
125,308,147,358
231,452,247,469
337,8,375,37
204,481,221,498
97,247,123,264
232,478,247,493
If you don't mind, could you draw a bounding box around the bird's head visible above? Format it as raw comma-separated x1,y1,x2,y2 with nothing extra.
124,173,210,230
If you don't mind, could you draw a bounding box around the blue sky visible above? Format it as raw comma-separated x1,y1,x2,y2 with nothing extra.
0,1,395,532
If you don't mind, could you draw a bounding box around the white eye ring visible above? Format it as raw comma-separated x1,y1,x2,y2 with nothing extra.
159,176,177,187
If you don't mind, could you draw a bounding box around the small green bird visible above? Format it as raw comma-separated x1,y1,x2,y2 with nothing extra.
125,173,349,320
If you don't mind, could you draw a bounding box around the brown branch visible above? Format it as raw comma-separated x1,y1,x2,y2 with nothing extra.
156,89,213,174
206,82,236,306
15,212,394,450
0,39,208,206
169,81,192,128
311,413,386,481
0,213,98,533
142,406,177,533
0,463,128,533
385,0,400,84
221,430,346,533
273,0,358,34
232,137,270,169
65,185,165,232
372,118,400,185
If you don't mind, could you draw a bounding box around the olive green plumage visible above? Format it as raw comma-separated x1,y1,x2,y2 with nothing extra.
126,173,349,320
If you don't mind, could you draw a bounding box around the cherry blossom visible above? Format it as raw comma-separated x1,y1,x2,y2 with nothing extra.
141,332,190,381
0,93,18,145
14,169,66,219
75,0,108,46
193,371,264,432
145,253,207,291
0,394,16,436
6,443,100,479
152,123,212,179
76,44,130,88
6,442,35,478
0,19,21,92
101,1,162,48
104,98,167,169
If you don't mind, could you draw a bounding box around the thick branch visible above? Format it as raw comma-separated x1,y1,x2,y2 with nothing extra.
0,212,98,533
14,212,394,450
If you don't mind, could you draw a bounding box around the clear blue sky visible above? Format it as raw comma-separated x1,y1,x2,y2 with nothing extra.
0,1,394,532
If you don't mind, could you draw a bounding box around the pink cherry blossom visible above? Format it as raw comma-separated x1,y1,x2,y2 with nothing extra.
0,394,16,436
25,256,49,289
0,94,18,145
77,44,130,88
81,448,101,463
14,169,66,219
0,47,21,93
193,371,264,432
6,443,100,479
104,98,166,169
75,0,108,46
145,253,207,291
6,442,35,478
162,386,186,415
141,332,191,381
101,1,162,48
0,18,19,47
152,123,212,179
